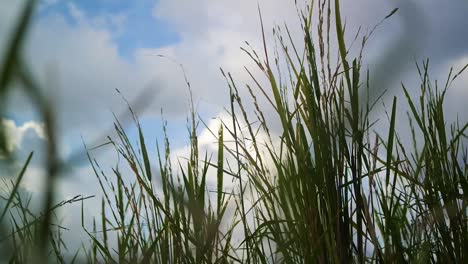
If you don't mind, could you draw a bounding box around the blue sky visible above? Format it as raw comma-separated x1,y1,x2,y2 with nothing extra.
1,0,467,194
0,0,467,185
1,0,468,254
39,0,180,60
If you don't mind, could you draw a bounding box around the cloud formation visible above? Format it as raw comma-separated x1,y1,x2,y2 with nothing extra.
1,0,465,143
1,119,45,154
0,0,467,256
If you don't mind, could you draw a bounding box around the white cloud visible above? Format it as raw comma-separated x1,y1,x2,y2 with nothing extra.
2,3,211,145
152,2,468,229
0,0,467,256
1,119,46,153
1,0,463,151
1,0,464,198
0,119,48,201
170,110,281,194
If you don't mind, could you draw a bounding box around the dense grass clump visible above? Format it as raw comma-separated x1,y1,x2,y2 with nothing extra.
0,0,467,263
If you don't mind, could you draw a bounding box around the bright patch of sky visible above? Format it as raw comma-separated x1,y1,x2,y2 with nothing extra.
39,0,180,59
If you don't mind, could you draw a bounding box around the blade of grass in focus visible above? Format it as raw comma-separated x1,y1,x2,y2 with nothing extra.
0,0,466,263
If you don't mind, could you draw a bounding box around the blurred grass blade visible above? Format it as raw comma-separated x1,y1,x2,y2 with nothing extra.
384,8,399,19
138,124,152,181
0,0,35,92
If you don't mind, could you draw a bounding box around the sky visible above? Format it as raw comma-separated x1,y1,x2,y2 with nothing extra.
1,0,467,255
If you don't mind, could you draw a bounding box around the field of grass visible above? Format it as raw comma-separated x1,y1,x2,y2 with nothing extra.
0,0,467,263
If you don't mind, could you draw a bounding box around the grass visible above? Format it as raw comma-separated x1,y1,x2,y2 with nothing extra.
0,0,467,263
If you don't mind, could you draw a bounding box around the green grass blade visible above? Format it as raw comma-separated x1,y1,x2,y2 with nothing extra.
0,152,34,223
386,97,397,185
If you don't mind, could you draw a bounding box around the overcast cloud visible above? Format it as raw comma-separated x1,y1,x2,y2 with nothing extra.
2,0,466,136
0,0,467,255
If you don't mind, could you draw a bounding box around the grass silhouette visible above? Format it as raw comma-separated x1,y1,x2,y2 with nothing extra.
0,0,466,263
